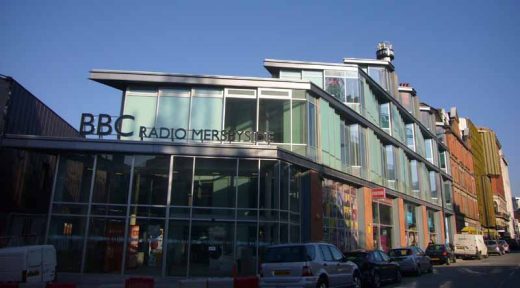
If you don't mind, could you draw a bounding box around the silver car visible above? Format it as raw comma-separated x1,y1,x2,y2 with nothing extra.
260,243,361,288
388,246,433,276
498,240,510,253
485,240,504,255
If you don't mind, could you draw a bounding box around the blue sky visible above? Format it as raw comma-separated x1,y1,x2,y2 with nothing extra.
1,0,519,196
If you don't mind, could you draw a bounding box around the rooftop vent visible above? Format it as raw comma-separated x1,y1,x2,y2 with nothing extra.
376,42,394,61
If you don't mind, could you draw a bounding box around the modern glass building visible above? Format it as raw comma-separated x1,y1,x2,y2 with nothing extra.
0,43,454,278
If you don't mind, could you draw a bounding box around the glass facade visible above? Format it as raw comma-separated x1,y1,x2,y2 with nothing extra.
47,153,305,276
405,203,418,246
372,200,393,252
322,179,359,252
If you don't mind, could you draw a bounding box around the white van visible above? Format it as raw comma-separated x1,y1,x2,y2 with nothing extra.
453,234,488,259
0,245,56,283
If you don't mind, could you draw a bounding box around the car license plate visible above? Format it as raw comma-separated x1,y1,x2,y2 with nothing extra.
456,246,464,249
431,257,439,261
274,270,290,276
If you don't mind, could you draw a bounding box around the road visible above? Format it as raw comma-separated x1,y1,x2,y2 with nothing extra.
387,251,520,288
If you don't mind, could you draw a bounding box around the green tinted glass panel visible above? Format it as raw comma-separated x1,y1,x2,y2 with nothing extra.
190,97,222,131
258,99,291,143
157,96,190,129
292,100,307,144
123,95,157,140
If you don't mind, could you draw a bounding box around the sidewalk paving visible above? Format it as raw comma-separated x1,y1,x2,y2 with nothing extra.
54,273,235,288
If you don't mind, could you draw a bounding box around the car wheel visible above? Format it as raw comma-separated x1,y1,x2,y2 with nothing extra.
371,272,381,288
316,277,328,288
428,263,433,273
394,270,402,283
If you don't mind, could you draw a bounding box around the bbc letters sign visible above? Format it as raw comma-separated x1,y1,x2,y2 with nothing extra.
80,113,275,144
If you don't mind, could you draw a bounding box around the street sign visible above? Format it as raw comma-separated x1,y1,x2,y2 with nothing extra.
372,188,386,199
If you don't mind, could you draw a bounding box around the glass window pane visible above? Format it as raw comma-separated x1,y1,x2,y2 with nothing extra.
166,220,189,276
325,77,345,101
171,157,193,207
237,160,259,218
368,67,388,91
302,70,323,88
224,98,257,139
385,146,396,180
289,166,302,214
425,139,433,162
54,154,94,203
406,124,415,150
123,95,157,140
380,103,390,130
411,160,419,192
259,160,280,221
131,155,170,205
193,158,236,218
93,154,132,204
190,97,223,132
279,70,301,80
192,88,223,98
85,217,125,273
429,171,438,200
258,99,291,143
346,78,360,103
349,125,361,166
189,221,234,277
48,216,86,272
125,218,164,275
280,163,290,211
292,100,307,144
379,204,392,225
308,101,316,143
157,96,190,130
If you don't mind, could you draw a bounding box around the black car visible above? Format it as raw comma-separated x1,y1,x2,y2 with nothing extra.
344,250,401,288
425,244,456,265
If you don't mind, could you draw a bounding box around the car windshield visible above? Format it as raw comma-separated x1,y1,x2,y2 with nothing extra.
388,249,412,257
426,245,444,252
263,245,315,263
343,252,367,262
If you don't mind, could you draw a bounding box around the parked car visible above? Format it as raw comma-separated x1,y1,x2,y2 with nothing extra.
388,247,432,276
505,238,520,250
453,234,488,259
344,250,401,288
485,240,504,255
498,240,510,253
425,244,456,265
260,243,361,288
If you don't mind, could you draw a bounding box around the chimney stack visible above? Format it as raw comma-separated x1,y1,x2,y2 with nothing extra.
376,42,394,62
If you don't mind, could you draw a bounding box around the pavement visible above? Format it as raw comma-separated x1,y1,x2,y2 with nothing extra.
387,250,520,288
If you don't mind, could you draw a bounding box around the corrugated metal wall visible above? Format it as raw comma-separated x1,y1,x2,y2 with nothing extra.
0,76,81,138
480,129,501,176
467,119,496,228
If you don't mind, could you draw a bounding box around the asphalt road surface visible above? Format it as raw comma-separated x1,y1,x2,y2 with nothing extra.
387,251,520,288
